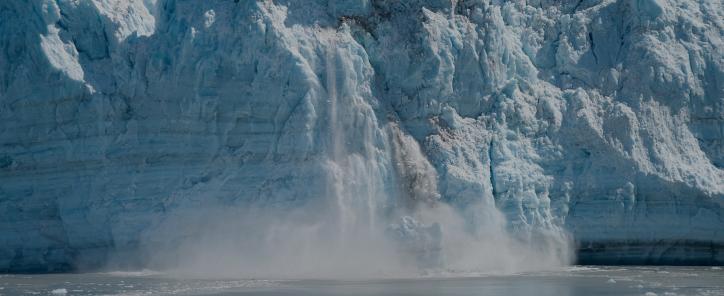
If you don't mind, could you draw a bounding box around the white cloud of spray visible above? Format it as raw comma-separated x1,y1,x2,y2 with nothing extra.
132,197,571,279
126,123,572,279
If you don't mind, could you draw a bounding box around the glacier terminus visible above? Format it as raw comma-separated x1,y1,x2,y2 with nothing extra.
0,0,722,273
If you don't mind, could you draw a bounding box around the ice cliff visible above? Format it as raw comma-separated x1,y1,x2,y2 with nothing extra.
0,0,722,272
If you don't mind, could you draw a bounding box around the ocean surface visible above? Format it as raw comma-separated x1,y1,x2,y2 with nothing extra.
0,266,722,296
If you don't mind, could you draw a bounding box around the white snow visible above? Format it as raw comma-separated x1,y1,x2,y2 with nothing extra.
203,10,215,28
39,26,84,82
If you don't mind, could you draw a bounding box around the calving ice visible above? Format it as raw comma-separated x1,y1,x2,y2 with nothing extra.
0,0,722,274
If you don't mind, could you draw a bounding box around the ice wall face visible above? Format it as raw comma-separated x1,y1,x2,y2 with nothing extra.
0,0,722,272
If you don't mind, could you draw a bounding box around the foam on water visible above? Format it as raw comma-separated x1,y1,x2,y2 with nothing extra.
102,270,162,277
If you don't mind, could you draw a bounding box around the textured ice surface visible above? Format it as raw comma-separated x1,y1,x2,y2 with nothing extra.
0,0,722,271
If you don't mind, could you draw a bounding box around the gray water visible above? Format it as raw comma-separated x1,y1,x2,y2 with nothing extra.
0,266,722,296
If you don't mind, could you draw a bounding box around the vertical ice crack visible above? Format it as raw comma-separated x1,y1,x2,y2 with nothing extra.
488,139,497,201
588,32,599,65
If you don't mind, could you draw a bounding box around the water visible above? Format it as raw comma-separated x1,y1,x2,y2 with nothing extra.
1,266,722,296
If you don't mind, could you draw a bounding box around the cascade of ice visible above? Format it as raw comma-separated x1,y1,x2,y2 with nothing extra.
325,29,346,238
323,25,388,255
320,19,453,271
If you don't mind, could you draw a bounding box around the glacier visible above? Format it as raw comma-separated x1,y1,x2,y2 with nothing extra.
0,0,722,273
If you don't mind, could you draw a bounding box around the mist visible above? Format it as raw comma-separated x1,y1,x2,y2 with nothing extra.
127,194,572,279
